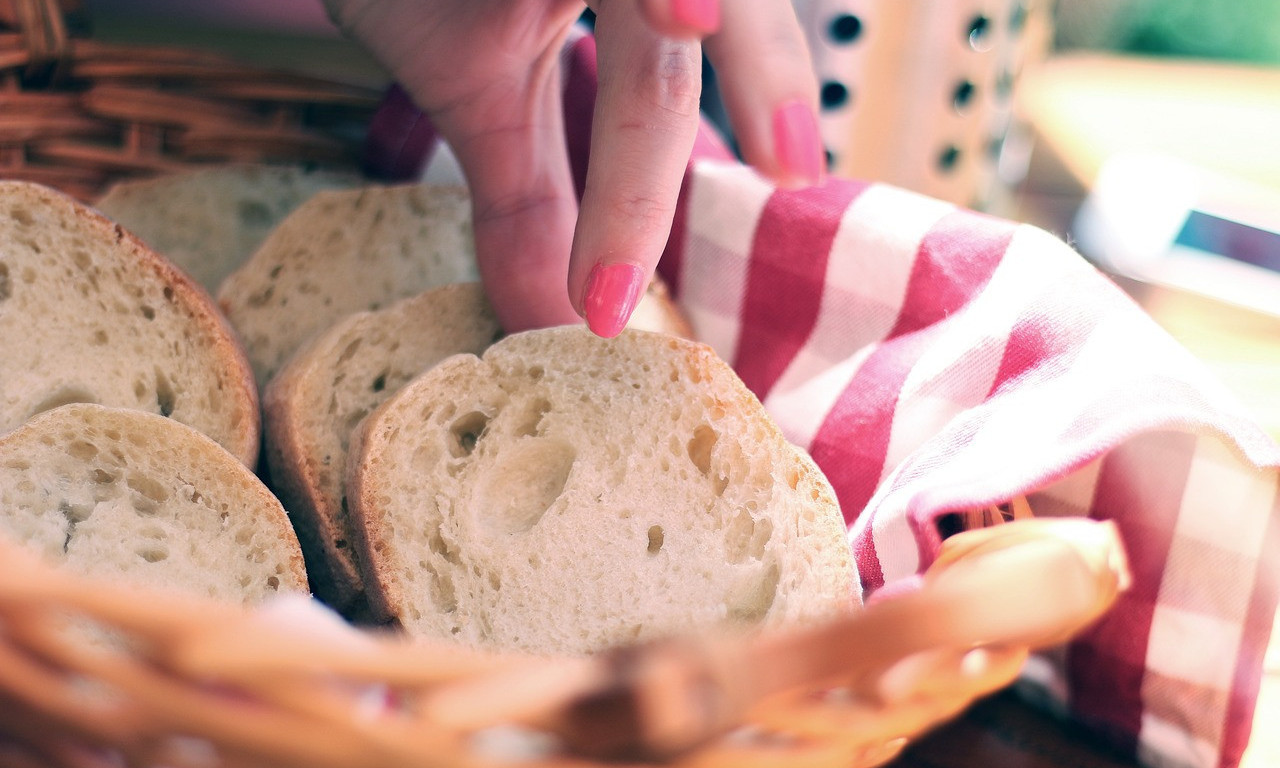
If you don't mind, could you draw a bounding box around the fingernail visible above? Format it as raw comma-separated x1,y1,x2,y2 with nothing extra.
772,99,824,187
671,0,720,33
583,263,645,339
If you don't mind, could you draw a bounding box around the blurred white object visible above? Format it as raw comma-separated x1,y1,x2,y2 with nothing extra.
1074,152,1280,318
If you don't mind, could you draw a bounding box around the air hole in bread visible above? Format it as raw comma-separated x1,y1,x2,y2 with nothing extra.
370,372,388,393
127,474,168,504
140,305,156,320
513,398,551,438
725,511,772,564
137,546,168,563
266,576,280,590
449,411,491,458
687,424,718,477
31,388,98,419
337,337,363,364
67,440,98,461
476,439,575,535
431,568,457,614
427,531,461,565
0,263,10,301
728,561,780,623
10,206,33,226
647,525,664,555
155,370,176,417
786,466,802,490
91,329,108,346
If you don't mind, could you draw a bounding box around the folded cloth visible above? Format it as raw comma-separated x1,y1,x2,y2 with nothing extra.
365,28,1280,768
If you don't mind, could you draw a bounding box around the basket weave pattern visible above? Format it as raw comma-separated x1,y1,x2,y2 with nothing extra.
0,512,1130,768
0,0,379,202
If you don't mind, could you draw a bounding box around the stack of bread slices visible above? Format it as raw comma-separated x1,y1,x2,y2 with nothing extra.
0,167,857,658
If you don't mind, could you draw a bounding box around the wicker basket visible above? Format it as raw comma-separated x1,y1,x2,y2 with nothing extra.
0,6,1132,766
0,0,379,203
0,509,1130,768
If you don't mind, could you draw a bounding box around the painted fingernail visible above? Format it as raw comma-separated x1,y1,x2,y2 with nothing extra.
772,99,824,187
671,0,720,33
583,263,645,339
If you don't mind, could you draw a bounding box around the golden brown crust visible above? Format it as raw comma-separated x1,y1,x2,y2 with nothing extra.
262,356,365,611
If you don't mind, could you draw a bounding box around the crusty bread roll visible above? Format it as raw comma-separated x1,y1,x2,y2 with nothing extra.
0,181,260,466
0,403,307,601
347,327,857,655
217,183,479,385
216,182,694,389
95,165,361,294
263,283,501,613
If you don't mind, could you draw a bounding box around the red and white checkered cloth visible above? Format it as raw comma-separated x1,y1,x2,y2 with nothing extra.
366,29,1280,768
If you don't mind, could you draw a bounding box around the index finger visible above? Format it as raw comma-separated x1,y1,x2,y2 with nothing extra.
570,0,703,337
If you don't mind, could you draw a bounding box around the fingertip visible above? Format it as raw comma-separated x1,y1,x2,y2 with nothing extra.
582,262,647,338
639,0,720,37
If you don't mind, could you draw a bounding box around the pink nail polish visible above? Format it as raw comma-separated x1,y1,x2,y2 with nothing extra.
671,0,720,33
583,263,645,339
773,99,824,187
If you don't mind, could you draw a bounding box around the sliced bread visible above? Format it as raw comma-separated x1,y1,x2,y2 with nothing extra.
347,327,858,655
0,181,260,466
95,165,362,295
263,282,501,614
216,183,478,385
0,403,307,602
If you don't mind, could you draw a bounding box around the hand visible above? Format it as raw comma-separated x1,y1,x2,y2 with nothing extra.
325,0,823,336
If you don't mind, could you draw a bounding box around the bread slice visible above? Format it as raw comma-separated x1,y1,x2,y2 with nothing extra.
263,282,501,614
0,181,260,466
0,403,307,602
347,327,857,655
216,183,479,385
95,165,361,294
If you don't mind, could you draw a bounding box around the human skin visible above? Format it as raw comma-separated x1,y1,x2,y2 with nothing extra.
324,0,823,337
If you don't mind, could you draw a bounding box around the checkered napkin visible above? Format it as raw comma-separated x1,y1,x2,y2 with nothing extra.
365,29,1280,768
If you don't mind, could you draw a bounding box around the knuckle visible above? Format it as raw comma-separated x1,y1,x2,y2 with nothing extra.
635,40,702,119
609,192,672,234
473,190,567,226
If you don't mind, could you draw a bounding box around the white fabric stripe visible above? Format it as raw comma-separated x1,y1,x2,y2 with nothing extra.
1146,605,1242,691
870,227,1092,582
766,341,878,449
1138,713,1217,768
879,226,1072,482
1174,437,1277,557
681,162,774,360
887,302,1195,502
769,185,953,398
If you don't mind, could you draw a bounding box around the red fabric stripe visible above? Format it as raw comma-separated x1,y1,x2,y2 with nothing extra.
1220,479,1280,768
986,269,1117,399
1066,431,1197,760
732,181,867,398
812,211,1014,561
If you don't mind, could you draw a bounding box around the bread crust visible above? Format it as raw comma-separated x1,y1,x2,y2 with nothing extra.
263,283,500,615
0,181,260,467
